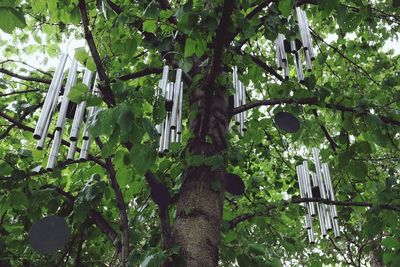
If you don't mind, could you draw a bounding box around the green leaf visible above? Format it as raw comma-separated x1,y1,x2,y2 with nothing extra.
75,47,89,65
382,237,399,249
278,0,294,17
10,191,28,209
349,160,368,178
143,20,157,33
184,38,196,58
89,109,116,138
68,83,88,103
0,7,26,33
129,143,157,176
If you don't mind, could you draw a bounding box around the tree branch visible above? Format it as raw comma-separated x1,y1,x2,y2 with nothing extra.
0,89,40,97
117,67,163,81
78,0,116,107
0,68,51,84
229,197,400,229
231,97,400,127
105,159,129,266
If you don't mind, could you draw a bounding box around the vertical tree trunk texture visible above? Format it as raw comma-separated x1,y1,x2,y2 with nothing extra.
172,84,229,267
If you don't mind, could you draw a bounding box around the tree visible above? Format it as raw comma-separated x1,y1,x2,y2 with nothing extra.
0,0,400,266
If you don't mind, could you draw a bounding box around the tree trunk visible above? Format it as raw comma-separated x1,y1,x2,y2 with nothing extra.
171,84,229,266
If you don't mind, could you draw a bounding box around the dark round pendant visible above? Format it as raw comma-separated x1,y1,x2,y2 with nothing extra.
150,183,171,207
274,112,301,133
225,173,245,196
28,215,70,254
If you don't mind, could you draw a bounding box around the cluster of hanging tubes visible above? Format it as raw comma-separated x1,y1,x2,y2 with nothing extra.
33,53,100,171
232,66,247,136
156,66,183,155
296,148,340,244
275,7,315,82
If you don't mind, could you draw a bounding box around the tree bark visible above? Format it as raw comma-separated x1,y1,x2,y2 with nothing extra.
171,84,230,266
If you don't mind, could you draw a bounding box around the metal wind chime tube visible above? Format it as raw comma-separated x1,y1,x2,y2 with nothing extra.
177,81,183,136
82,75,99,141
34,53,68,140
56,59,78,131
233,66,240,125
69,69,93,142
296,166,310,229
46,130,63,171
36,92,59,150
301,162,316,216
170,69,182,129
67,141,77,162
240,82,247,132
294,53,305,83
322,163,338,218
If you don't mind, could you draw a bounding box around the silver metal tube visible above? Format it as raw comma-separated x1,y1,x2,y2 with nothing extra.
171,128,177,143
156,124,162,135
308,228,316,244
170,69,182,129
67,141,77,161
309,172,318,217
302,162,316,216
69,69,93,141
167,82,174,102
325,207,333,231
322,163,338,218
296,165,306,198
161,66,169,96
241,84,247,131
162,114,171,152
55,59,78,131
177,81,183,135
317,203,327,236
46,130,63,171
233,67,240,125
36,87,60,150
275,39,283,70
304,49,312,72
34,53,67,140
312,148,326,199
304,213,311,230
82,106,94,140
333,218,340,238
278,34,287,62
158,121,165,154
283,61,290,80
290,40,297,53
301,8,315,60
294,53,305,83
296,8,308,49
79,138,90,161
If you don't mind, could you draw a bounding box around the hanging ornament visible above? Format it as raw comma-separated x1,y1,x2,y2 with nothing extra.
28,215,70,254
274,111,301,133
232,66,247,136
275,7,315,82
296,148,340,244
225,173,245,196
157,66,184,155
33,53,99,170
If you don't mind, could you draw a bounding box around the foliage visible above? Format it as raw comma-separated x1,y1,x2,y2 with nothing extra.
0,0,400,266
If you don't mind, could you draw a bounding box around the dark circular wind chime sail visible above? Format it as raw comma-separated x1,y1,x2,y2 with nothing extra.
28,215,70,254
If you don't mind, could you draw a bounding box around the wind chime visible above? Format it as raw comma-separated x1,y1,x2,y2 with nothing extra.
275,7,315,82
156,65,183,155
296,148,340,244
232,66,247,136
33,53,99,171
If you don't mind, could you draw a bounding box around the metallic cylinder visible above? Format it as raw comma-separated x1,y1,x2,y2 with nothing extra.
294,52,305,83
233,67,241,125
167,82,174,102
302,162,316,216
241,84,247,131
162,114,171,152
34,53,68,140
275,39,283,70
158,121,165,154
170,69,182,129
170,128,177,144
290,40,297,53
283,61,290,80
46,130,63,171
82,106,94,140
301,9,315,60
278,34,287,62
177,81,183,135
317,203,327,236
312,148,327,199
333,218,340,238
296,8,308,49
67,141,77,161
308,228,316,244
161,66,169,96
36,88,60,150
304,213,311,230
322,163,338,218
69,69,93,142
304,49,312,72
79,138,90,161
296,165,306,198
55,59,78,131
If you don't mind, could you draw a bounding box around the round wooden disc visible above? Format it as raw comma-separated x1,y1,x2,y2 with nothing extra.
225,173,245,196
274,112,301,133
150,183,171,207
28,215,70,254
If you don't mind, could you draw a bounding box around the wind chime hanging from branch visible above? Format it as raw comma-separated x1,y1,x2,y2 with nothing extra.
275,7,315,82
296,148,340,244
232,66,247,136
156,65,183,155
33,53,99,171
